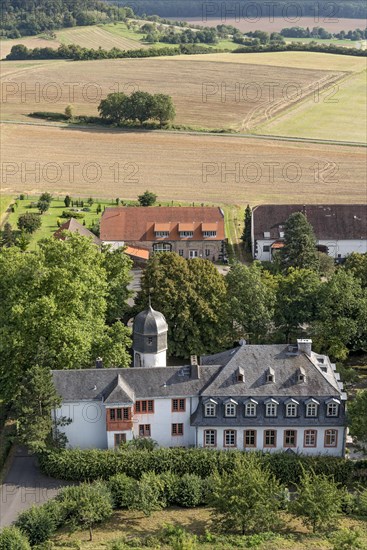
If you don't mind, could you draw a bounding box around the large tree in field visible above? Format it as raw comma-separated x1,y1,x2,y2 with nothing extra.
275,267,321,341
280,212,319,272
0,234,131,401
98,92,128,124
151,93,176,127
226,262,276,343
209,454,283,535
134,253,229,356
312,270,367,360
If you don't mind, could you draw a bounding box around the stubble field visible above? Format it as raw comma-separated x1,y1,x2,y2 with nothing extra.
1,124,366,205
0,55,347,131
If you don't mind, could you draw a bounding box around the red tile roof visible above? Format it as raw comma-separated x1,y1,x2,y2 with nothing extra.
100,207,225,242
125,246,150,261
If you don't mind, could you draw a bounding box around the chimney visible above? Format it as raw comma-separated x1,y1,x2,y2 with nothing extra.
96,357,103,369
191,355,200,379
297,339,312,357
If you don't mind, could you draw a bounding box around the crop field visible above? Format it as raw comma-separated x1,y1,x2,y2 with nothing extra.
256,70,367,143
1,124,366,206
0,55,346,131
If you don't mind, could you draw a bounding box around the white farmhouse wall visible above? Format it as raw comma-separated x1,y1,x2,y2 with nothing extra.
134,350,166,368
107,397,198,450
197,426,345,457
54,401,107,449
254,240,273,261
254,238,367,262
102,241,125,250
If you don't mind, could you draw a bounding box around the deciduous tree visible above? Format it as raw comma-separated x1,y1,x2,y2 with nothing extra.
152,93,176,126
348,389,367,446
280,212,319,272
138,190,157,207
17,212,41,233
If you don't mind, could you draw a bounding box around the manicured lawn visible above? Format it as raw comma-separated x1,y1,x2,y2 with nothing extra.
0,195,14,221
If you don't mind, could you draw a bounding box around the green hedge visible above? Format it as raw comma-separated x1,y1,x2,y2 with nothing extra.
38,448,367,487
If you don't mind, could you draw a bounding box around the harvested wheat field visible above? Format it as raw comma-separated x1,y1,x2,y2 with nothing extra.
0,56,346,130
1,124,366,205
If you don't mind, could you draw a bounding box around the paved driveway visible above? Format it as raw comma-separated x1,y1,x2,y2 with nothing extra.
0,447,69,527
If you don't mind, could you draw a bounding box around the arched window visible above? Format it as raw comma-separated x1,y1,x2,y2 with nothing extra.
286,402,297,417
204,402,216,417
224,402,236,417
326,402,339,417
265,402,277,417
306,402,318,417
245,402,257,417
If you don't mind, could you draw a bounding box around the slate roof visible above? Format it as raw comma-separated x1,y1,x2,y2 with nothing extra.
200,345,341,398
252,204,367,241
52,344,342,404
54,218,102,245
52,365,221,402
134,306,168,336
100,206,225,242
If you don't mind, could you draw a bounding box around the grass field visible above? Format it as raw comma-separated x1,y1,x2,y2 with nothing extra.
50,508,367,549
1,125,366,206
0,195,14,221
0,55,346,131
256,70,367,143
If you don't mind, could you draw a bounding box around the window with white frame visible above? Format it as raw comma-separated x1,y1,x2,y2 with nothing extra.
326,402,339,417
179,231,193,238
265,402,277,417
245,402,257,417
286,402,298,417
224,429,236,447
155,231,169,238
203,231,217,238
324,429,337,447
204,429,217,447
224,402,236,417
204,402,216,417
153,243,171,252
306,402,318,417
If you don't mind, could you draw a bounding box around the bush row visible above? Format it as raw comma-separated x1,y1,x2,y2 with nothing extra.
38,448,367,486
233,41,367,56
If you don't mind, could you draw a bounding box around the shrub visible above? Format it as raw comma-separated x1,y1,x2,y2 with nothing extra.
107,473,137,508
15,502,60,545
160,471,178,505
175,473,204,507
330,528,367,550
0,526,31,549
160,524,198,550
130,472,165,516
61,210,85,220
17,212,42,234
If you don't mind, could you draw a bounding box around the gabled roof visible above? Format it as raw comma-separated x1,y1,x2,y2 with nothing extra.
100,206,225,242
252,204,367,241
104,374,134,404
54,218,102,245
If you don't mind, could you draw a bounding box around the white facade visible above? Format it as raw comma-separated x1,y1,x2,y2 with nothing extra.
197,426,345,457
55,401,107,449
134,350,166,368
254,238,367,262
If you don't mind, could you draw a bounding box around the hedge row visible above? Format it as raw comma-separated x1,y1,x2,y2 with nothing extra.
38,448,367,486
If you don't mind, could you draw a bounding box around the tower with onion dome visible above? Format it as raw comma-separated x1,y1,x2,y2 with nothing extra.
132,305,168,368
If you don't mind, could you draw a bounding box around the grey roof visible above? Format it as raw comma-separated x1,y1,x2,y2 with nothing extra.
200,345,342,398
52,344,342,403
133,306,168,336
52,364,220,402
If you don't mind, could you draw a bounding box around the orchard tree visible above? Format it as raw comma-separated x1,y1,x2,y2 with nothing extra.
152,93,176,127
291,469,343,533
17,212,41,233
209,454,283,535
1,222,15,248
64,195,71,208
130,472,165,516
280,212,319,272
39,192,53,204
57,482,113,541
138,190,157,206
226,262,276,343
37,200,50,214
275,268,321,341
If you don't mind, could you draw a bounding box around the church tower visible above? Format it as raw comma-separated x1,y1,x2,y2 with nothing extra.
132,305,168,368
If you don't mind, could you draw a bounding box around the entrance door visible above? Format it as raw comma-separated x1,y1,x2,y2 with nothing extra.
189,250,198,258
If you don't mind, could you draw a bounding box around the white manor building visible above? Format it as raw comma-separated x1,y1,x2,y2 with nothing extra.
52,307,347,456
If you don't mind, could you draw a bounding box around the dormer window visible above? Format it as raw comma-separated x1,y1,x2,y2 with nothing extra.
326,399,340,417
265,399,279,417
224,400,237,417
237,367,245,383
180,231,193,238
266,367,275,383
305,398,319,417
203,231,217,238
155,231,169,238
204,400,217,417
285,400,299,417
298,367,306,383
244,399,258,417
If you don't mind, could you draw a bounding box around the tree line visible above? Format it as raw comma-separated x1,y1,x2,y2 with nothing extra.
280,25,367,40
1,0,133,38
98,91,175,126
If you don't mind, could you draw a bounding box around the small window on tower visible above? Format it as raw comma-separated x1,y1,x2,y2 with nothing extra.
148,337,153,345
